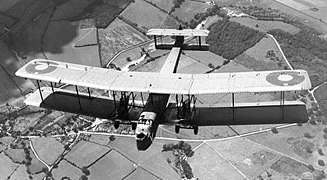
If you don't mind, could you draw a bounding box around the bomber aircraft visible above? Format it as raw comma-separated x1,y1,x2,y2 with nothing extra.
15,27,312,150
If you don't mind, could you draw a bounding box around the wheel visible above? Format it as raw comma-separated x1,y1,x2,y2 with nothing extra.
175,125,180,134
193,126,198,135
114,121,120,129
132,123,137,130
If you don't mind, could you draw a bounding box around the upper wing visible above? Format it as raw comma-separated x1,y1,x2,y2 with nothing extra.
16,59,312,94
147,29,209,37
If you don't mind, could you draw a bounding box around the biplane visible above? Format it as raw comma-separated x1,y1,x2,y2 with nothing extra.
15,27,312,150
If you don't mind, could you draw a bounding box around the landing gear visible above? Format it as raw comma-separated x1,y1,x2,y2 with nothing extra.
114,121,120,129
175,125,180,134
132,123,137,130
193,125,198,135
175,94,198,135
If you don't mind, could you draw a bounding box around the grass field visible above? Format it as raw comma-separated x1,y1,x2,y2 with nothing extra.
0,41,35,105
43,21,101,67
208,137,282,179
257,156,317,179
125,168,161,180
52,160,83,180
172,0,210,23
261,0,327,34
65,140,110,167
52,0,97,21
4,148,25,164
106,0,132,9
230,17,300,34
31,137,64,165
160,14,180,29
237,35,288,71
246,123,327,170
9,165,29,180
121,0,169,29
0,152,19,180
188,143,246,179
0,0,21,12
28,148,47,174
88,150,134,180
99,18,149,66
147,0,174,12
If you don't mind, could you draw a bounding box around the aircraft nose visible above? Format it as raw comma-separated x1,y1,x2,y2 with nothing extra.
136,133,146,140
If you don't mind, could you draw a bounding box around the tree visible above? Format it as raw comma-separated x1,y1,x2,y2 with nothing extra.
181,160,193,179
307,164,315,171
304,132,312,139
126,57,132,62
318,149,324,156
109,135,115,143
271,127,278,134
79,175,88,180
82,166,90,175
318,159,325,166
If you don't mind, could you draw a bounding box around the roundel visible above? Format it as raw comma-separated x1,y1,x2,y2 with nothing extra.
25,61,58,75
266,71,305,86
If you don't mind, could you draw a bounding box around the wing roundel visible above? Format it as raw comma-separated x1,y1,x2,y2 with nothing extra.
266,71,305,86
25,61,59,75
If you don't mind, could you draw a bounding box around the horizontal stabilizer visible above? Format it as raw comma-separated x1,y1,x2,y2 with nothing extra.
147,29,209,37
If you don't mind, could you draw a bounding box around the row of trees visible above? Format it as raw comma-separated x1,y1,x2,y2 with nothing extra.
206,19,265,60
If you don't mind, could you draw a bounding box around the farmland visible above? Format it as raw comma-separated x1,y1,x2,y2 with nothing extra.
31,137,64,165
172,0,210,23
52,160,83,180
88,150,134,180
146,0,174,12
65,140,110,167
99,18,149,66
43,21,101,67
230,17,300,34
120,0,169,29
235,35,287,71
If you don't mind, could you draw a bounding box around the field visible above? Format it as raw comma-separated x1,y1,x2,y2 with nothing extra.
147,0,174,12
106,0,132,9
52,0,97,21
65,140,110,167
0,153,19,180
8,165,29,180
209,138,282,179
230,17,300,34
28,148,47,174
177,54,211,74
99,18,149,66
31,137,64,165
4,148,25,164
172,0,210,23
0,0,22,12
260,0,327,34
257,156,320,179
52,160,83,180
184,50,227,67
188,143,246,179
120,0,169,29
88,150,135,180
43,21,101,67
88,135,181,179
235,35,288,71
0,41,35,105
246,123,327,170
0,14,17,35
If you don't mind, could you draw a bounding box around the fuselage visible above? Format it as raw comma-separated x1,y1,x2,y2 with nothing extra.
136,29,184,150
135,93,170,150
